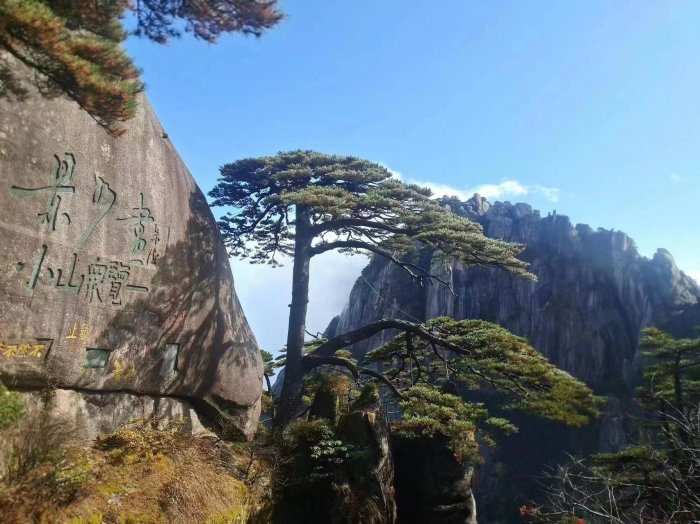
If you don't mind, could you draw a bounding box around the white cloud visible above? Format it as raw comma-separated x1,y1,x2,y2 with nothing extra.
230,251,368,356
669,173,700,185
531,185,562,202
374,161,559,203
687,269,700,284
410,181,472,201
378,162,403,180
408,178,561,203
471,180,528,199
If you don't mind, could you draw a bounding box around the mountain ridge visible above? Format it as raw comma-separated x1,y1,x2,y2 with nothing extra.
324,193,700,523
327,194,699,388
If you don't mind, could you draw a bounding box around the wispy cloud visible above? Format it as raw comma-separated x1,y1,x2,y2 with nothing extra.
687,269,700,284
376,162,560,202
230,251,368,357
409,178,561,203
471,180,528,199
408,181,473,201
378,162,403,180
669,173,700,185
531,185,562,202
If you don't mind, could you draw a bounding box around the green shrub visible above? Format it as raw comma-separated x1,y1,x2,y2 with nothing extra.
394,385,517,463
0,381,25,429
349,382,380,411
282,418,364,480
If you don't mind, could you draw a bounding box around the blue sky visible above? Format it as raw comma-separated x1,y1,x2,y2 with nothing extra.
125,1,700,353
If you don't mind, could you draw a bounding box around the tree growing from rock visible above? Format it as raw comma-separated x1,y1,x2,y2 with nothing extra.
0,0,282,134
209,150,600,442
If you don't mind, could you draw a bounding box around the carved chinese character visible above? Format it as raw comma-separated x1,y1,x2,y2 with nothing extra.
10,153,76,232
118,193,154,265
79,324,89,342
4,344,19,356
85,262,108,303
147,224,161,265
106,261,130,305
78,175,116,246
26,244,48,291
66,322,79,339
24,245,84,294
48,253,83,294
125,281,149,295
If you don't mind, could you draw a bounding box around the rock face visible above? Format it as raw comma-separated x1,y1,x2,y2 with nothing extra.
0,54,262,439
273,398,397,524
326,195,700,522
392,434,476,524
330,196,700,388
339,408,398,524
21,389,209,442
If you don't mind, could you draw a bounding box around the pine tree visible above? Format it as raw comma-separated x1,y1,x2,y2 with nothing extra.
0,0,282,134
210,150,599,435
639,327,700,440
129,0,282,43
538,328,700,524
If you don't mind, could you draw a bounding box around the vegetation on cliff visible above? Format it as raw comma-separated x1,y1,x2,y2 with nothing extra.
0,399,275,524
0,0,282,133
528,328,700,524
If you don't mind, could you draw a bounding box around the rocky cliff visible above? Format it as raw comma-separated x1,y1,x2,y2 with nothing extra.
326,194,700,522
0,53,263,439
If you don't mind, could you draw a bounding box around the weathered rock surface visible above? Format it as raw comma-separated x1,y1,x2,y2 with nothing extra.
21,388,210,443
338,408,397,524
326,194,700,522
0,53,263,439
330,196,699,387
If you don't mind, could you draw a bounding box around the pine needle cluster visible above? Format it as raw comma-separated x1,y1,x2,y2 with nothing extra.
0,1,282,134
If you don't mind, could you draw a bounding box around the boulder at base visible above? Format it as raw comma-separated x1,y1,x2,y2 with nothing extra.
0,53,262,439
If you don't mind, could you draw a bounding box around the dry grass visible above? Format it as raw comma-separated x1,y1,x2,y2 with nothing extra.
2,406,76,483
0,423,276,524
0,407,90,524
160,447,248,523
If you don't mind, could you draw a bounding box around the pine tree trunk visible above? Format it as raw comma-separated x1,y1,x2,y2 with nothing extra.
274,206,312,428
672,352,690,446
264,374,275,418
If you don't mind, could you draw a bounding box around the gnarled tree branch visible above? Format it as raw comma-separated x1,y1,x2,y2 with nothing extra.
302,354,405,399
310,240,455,293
